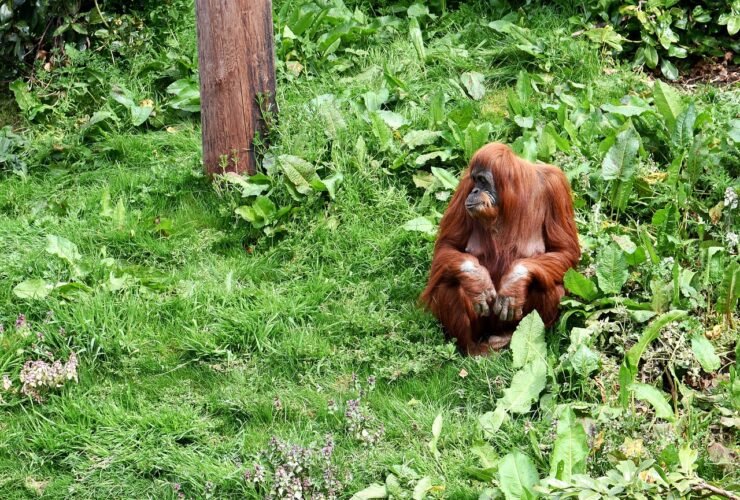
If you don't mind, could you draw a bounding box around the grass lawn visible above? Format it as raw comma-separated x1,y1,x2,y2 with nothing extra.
1,0,738,498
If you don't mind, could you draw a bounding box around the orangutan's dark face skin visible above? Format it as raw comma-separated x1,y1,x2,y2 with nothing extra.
465,168,499,221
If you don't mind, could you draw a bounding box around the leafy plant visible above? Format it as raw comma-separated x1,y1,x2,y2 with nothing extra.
216,153,342,235
589,0,740,80
0,125,27,174
275,0,393,76
0,0,149,78
479,311,549,436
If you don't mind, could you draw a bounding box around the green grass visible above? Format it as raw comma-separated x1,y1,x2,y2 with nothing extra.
0,126,517,497
1,0,738,498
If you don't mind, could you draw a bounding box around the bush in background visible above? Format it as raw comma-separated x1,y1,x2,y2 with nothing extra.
591,0,740,79
0,0,153,79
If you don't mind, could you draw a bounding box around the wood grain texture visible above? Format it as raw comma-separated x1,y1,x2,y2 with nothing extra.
196,0,276,175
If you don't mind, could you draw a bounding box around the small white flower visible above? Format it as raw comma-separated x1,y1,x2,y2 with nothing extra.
725,187,738,210
2,374,11,391
727,232,739,249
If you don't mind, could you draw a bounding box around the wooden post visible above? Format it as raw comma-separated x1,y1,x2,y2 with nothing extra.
196,0,276,176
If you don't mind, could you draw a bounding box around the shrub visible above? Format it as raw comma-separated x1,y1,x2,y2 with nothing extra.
0,0,149,79
592,0,740,80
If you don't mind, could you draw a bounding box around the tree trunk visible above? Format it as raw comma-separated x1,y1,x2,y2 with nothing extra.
196,0,276,176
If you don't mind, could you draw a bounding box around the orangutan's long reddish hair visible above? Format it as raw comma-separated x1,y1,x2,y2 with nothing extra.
421,143,580,355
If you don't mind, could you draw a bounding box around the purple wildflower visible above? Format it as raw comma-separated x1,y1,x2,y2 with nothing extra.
15,314,27,329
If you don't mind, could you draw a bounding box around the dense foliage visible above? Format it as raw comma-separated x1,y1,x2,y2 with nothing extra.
589,0,740,80
0,0,151,79
0,0,738,498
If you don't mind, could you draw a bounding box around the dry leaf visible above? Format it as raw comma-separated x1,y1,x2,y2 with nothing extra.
24,478,48,496
709,201,723,224
707,442,736,465
622,437,644,458
642,172,668,184
459,368,469,378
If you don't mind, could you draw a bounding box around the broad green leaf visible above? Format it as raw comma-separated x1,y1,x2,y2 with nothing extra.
13,279,53,300
235,196,278,229
253,196,277,219
515,71,532,102
110,85,135,108
660,59,679,81
430,167,459,190
563,268,599,302
385,474,402,497
611,234,637,254
130,105,153,126
595,245,628,295
100,187,113,217
678,444,698,475
84,111,115,130
479,407,509,438
653,204,680,254
644,44,658,68
717,261,739,323
409,18,425,62
413,171,435,189
584,25,624,50
600,104,651,117
499,360,547,414
549,407,589,481
403,130,442,149
350,483,387,500
430,91,445,126
318,105,346,139
416,150,452,166
461,71,486,101
570,344,600,377
9,80,48,119
407,3,430,18
167,78,201,112
320,172,343,200
471,443,500,470
277,155,319,195
412,476,432,500
113,198,126,229
537,125,556,161
610,178,634,211
370,112,393,151
668,45,687,58
630,383,675,421
46,235,81,263
511,311,546,369
10,80,37,113
548,125,571,152
428,413,443,459
403,217,436,235
362,88,389,112
691,335,721,372
498,451,540,500
671,102,696,151
514,115,534,129
727,120,740,142
221,172,270,198
488,20,515,33
376,110,408,130
728,15,740,36
55,282,92,299
462,122,492,160
653,80,683,129
602,127,639,182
